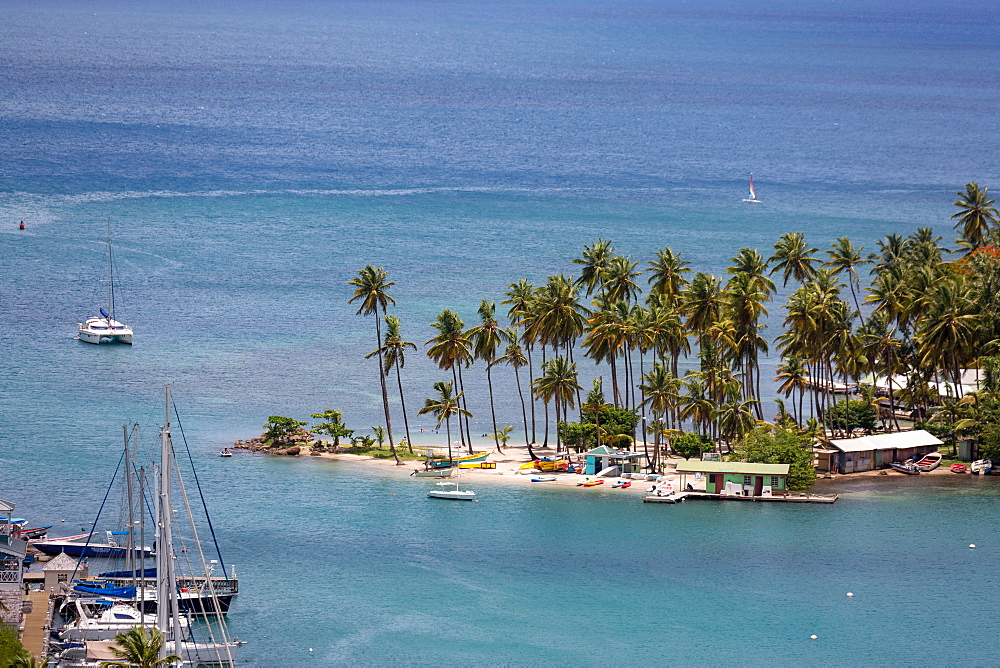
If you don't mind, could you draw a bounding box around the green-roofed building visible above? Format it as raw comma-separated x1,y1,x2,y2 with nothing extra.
674,460,790,496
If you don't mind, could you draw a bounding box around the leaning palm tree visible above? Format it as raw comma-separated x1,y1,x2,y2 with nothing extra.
367,315,417,453
467,300,512,452
824,236,870,318
348,265,401,465
417,381,472,465
952,182,998,251
99,627,181,668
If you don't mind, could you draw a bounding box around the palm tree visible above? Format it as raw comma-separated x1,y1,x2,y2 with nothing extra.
952,182,998,251
467,300,512,452
348,265,401,465
824,236,870,317
532,356,582,449
503,279,540,442
367,315,417,453
426,309,475,453
599,256,642,304
99,627,181,668
573,238,616,296
371,425,387,449
640,362,681,468
488,330,530,448
417,381,472,465
769,232,820,287
775,356,808,424
647,246,691,309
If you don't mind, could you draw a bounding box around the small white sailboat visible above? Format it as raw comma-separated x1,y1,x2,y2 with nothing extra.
742,173,762,203
78,221,133,345
427,481,476,500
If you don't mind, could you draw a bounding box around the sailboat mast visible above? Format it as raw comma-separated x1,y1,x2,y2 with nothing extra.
106,218,115,323
158,385,183,660
124,424,135,582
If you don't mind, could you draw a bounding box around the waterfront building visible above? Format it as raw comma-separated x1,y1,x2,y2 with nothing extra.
583,445,644,475
674,461,789,496
827,430,942,473
0,499,27,629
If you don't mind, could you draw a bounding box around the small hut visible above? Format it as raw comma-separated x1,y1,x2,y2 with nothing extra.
674,461,790,496
43,552,86,593
583,445,645,476
829,429,942,473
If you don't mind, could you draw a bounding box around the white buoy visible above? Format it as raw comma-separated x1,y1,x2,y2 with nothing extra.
970,544,976,549
846,592,854,597
309,648,314,653
810,635,818,640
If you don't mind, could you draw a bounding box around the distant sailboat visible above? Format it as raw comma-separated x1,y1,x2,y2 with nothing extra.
742,173,762,203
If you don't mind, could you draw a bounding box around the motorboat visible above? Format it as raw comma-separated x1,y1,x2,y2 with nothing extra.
59,600,184,642
411,467,456,478
427,482,476,500
971,459,993,475
889,461,920,475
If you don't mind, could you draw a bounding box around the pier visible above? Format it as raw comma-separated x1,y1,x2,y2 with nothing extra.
20,589,51,660
643,491,839,504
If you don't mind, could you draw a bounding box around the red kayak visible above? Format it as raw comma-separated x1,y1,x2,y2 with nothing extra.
950,463,968,474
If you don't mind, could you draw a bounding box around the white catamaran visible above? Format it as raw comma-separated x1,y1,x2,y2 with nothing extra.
78,221,133,344
742,173,762,203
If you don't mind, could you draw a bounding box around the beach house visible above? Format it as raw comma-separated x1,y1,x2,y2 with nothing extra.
583,445,645,475
674,461,789,496
827,429,943,473
0,499,27,629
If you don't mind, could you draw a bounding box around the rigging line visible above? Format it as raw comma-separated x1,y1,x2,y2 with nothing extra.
69,448,126,583
172,397,230,579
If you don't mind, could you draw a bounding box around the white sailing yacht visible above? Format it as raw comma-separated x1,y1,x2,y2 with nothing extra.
78,221,133,344
742,173,762,203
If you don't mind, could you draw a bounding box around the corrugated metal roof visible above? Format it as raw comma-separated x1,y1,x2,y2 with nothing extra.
674,461,790,475
829,429,942,453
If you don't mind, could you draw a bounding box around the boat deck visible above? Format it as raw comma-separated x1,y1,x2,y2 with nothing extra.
643,491,839,504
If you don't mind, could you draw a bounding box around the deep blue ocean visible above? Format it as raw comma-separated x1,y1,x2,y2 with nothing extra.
3,1,1000,664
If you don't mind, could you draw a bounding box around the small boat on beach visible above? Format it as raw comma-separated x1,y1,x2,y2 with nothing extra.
971,459,992,475
889,461,920,475
950,463,968,474
427,481,476,500
412,467,457,478
427,451,489,469
914,452,942,472
611,480,632,489
578,479,604,487
530,476,556,482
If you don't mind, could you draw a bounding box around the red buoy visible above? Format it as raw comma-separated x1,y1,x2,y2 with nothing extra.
19,221,25,230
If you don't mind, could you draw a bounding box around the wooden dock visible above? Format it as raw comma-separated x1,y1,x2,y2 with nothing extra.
643,491,839,504
20,589,51,661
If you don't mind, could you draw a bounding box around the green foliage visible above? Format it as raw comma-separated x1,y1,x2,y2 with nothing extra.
371,425,387,448
350,434,376,448
263,415,308,445
560,405,640,452
99,626,180,668
824,399,877,433
0,627,28,667
672,432,711,460
310,409,354,448
731,424,817,490
978,423,1000,463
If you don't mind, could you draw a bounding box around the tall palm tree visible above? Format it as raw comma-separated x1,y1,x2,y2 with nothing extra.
916,280,979,398
467,300,512,452
532,356,582,449
417,381,472,465
599,256,642,304
769,232,820,287
775,355,809,424
99,627,181,668
426,309,474,453
952,182,998,251
503,279,540,442
640,362,681,467
489,329,530,449
367,315,417,453
348,265,401,465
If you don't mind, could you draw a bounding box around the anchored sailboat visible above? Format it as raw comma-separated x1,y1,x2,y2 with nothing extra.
78,219,133,344
742,173,762,203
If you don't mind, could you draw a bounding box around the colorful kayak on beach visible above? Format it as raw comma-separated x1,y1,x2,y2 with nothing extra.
428,451,489,469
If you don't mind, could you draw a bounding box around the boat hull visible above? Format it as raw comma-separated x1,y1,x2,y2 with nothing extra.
428,452,489,469
889,463,920,475
427,491,476,500
412,468,456,478
33,541,152,557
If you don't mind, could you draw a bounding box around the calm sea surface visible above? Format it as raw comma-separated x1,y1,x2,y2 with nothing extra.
2,0,1000,664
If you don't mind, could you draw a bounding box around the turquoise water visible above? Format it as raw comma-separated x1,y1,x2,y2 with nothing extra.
3,0,1000,664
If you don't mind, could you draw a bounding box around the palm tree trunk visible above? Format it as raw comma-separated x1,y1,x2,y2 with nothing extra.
526,342,537,443
393,361,413,454
514,365,529,447
541,346,549,447
487,365,501,452
374,313,400,465
451,367,466,451
457,365,474,455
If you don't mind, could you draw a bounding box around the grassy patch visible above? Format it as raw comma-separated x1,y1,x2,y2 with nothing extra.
340,446,423,461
